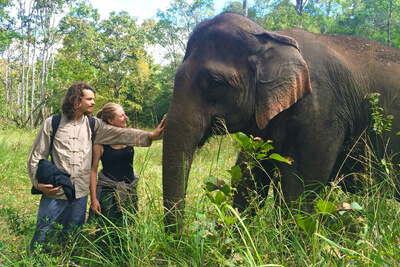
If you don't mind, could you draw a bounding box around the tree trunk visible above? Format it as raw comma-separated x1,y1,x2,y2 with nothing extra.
296,0,307,16
5,56,10,103
30,23,37,128
243,0,248,17
25,32,30,123
387,0,393,46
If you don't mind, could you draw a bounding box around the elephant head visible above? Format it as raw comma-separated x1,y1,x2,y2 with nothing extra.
162,13,312,231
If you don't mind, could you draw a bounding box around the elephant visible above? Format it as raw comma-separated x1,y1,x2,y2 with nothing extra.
162,12,400,231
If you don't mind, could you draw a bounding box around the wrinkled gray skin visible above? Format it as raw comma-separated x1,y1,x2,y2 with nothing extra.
162,13,400,231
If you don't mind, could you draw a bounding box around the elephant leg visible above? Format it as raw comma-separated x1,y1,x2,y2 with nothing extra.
333,148,365,194
232,153,253,212
274,124,348,210
233,152,274,214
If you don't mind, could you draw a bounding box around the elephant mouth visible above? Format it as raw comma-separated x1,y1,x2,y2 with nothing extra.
198,117,227,147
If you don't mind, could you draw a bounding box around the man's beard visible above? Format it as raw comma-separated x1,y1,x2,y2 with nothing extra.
84,109,93,116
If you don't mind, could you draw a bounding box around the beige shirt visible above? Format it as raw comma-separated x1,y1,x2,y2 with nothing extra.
27,114,152,199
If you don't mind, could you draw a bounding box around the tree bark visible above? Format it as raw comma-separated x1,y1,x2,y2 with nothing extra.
387,0,393,46
296,0,307,16
30,21,37,128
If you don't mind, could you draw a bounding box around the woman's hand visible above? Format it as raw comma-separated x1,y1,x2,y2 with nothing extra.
91,198,102,214
37,183,62,195
149,117,166,140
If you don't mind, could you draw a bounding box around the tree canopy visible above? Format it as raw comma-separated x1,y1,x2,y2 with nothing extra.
1,0,399,128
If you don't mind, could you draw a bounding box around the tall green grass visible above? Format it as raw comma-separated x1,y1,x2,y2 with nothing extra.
0,129,399,266
0,129,38,260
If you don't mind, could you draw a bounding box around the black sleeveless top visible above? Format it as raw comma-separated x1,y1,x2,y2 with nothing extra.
101,145,135,184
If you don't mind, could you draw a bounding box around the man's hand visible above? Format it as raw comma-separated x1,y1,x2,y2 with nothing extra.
37,183,62,195
149,117,166,141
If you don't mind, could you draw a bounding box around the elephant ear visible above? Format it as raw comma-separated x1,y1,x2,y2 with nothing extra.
253,32,312,129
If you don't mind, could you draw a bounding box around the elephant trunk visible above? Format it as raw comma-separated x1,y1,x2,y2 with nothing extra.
162,99,209,232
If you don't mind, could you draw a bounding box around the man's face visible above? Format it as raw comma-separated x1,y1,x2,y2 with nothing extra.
77,89,95,115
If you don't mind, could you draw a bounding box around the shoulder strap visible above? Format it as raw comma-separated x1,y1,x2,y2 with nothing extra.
50,114,62,163
50,114,62,153
88,116,96,142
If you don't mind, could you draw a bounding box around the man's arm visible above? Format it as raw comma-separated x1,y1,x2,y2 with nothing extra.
27,118,52,189
93,118,153,146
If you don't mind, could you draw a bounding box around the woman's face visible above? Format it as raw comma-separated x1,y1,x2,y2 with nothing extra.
108,107,128,128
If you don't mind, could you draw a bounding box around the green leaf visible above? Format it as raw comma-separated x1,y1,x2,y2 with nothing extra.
256,153,266,160
296,214,306,230
215,191,227,205
316,199,336,214
252,141,262,150
295,214,316,235
220,184,231,197
205,192,214,203
233,132,247,146
350,202,363,211
261,143,274,151
224,216,236,225
269,153,291,164
227,165,242,182
203,175,218,192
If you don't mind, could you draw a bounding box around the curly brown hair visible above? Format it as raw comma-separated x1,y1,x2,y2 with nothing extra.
62,82,96,120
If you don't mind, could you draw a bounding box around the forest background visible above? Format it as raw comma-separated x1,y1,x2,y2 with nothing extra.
1,0,400,129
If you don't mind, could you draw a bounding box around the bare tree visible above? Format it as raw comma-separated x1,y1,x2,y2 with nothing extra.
16,0,35,125
30,16,37,128
295,0,308,16
387,0,393,46
243,0,248,17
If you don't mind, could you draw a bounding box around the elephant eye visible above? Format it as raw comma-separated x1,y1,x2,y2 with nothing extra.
206,79,225,100
209,79,222,87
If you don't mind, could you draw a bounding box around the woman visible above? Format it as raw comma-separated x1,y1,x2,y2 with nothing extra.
90,103,165,224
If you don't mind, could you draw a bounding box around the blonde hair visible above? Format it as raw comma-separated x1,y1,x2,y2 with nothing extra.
96,103,121,124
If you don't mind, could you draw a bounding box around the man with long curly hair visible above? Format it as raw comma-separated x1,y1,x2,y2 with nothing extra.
27,82,165,252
